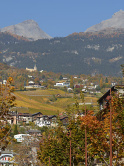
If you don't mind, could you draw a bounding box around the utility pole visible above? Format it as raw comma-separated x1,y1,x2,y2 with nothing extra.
70,130,71,166
110,88,112,166
49,156,50,166
85,106,87,166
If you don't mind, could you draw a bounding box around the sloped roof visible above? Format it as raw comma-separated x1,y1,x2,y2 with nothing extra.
98,86,117,103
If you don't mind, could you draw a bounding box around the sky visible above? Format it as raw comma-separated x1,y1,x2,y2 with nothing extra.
0,0,124,37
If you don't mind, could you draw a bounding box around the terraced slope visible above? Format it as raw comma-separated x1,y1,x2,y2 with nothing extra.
14,89,99,115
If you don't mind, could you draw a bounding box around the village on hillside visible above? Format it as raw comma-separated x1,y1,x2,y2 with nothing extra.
0,68,124,165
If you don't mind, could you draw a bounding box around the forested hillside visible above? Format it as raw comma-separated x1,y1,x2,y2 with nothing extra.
0,31,124,76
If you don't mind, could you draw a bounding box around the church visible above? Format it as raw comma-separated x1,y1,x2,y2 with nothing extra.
26,64,37,72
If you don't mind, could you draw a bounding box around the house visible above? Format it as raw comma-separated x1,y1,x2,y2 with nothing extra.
82,88,87,93
115,84,124,97
67,88,73,92
9,111,42,124
97,85,124,120
6,117,14,125
49,115,57,127
0,113,15,125
74,84,83,89
28,81,35,86
35,115,50,127
32,112,43,122
18,113,32,124
111,82,117,86
97,86,117,111
3,80,7,85
60,116,68,126
54,82,70,88
63,77,68,80
9,111,18,124
0,149,15,166
28,75,33,78
98,85,124,111
35,115,58,127
14,134,31,142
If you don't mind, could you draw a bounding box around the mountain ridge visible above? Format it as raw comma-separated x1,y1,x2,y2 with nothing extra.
85,10,124,32
0,20,52,41
0,11,124,76
0,32,124,76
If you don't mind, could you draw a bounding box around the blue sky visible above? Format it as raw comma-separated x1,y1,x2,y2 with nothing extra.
0,0,124,37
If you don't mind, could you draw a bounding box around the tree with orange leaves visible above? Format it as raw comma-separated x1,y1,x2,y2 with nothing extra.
81,93,124,165
0,77,16,152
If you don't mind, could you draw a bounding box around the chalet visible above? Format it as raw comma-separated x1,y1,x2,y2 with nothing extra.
35,115,58,127
35,115,50,127
98,86,116,111
98,85,124,111
18,113,32,124
49,115,57,127
9,111,43,124
97,85,124,120
32,112,43,122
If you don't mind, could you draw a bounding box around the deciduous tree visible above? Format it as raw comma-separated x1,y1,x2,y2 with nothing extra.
0,77,16,151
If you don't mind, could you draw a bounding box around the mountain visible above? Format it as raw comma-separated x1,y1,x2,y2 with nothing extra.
0,32,124,76
85,10,124,32
0,11,124,76
0,20,52,41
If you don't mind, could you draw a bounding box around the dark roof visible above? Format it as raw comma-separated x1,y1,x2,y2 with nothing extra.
60,116,68,120
49,115,57,119
18,113,32,116
98,86,117,103
42,115,48,117
32,112,42,116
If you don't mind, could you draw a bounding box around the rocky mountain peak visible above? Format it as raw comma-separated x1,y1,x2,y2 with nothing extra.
0,20,52,41
85,10,124,32
112,9,124,18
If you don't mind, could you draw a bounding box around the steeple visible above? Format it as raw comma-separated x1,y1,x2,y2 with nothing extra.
34,64,37,71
